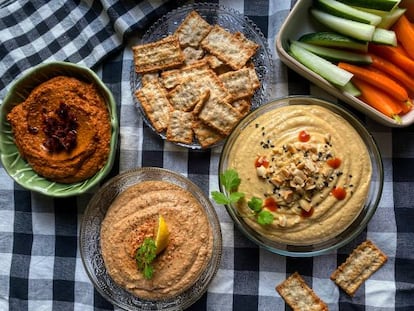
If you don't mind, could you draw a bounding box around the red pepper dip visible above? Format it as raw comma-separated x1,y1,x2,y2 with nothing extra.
7,76,111,183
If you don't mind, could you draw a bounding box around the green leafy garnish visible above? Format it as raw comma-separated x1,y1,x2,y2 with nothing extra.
135,237,157,279
257,210,274,225
212,169,274,226
211,169,245,205
247,197,263,212
220,169,241,192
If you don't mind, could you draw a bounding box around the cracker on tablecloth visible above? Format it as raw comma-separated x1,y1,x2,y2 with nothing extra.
133,35,184,74
175,10,212,47
166,110,194,144
330,240,388,296
135,80,171,132
201,25,259,70
276,272,328,311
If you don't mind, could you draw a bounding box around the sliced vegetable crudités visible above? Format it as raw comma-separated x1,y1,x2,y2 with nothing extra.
293,41,372,64
289,41,353,87
288,0,414,122
298,31,368,52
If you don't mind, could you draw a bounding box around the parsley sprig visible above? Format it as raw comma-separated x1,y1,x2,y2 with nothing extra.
135,237,157,279
212,169,274,225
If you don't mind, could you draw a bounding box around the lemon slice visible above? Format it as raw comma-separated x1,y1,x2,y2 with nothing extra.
155,215,170,254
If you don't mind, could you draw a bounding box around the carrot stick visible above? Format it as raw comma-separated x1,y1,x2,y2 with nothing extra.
368,53,414,93
398,99,413,115
368,44,414,74
392,14,414,60
338,62,409,101
352,78,402,121
394,44,410,58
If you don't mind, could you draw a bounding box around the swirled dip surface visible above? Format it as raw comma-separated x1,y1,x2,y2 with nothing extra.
227,104,372,245
100,180,213,300
7,76,111,183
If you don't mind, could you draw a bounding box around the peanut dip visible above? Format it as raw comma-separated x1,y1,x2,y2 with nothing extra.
227,104,372,245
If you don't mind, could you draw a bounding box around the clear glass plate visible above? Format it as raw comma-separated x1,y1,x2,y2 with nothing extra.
80,167,223,310
130,2,274,149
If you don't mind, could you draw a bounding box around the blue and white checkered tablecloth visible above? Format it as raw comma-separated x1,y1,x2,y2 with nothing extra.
0,0,413,310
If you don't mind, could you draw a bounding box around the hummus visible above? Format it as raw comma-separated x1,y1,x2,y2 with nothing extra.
7,76,111,183
100,180,213,300
227,104,372,245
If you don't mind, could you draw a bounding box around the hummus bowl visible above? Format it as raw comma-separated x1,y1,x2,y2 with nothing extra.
80,167,222,310
0,61,119,197
219,96,383,256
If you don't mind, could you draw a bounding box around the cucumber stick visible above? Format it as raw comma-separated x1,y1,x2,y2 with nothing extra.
292,41,372,64
316,0,382,25
299,32,368,52
377,7,407,29
339,81,361,97
310,9,375,41
289,42,353,87
335,0,400,11
351,6,406,29
372,28,397,46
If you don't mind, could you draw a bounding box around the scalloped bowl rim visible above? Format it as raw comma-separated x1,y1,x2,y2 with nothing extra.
0,61,119,197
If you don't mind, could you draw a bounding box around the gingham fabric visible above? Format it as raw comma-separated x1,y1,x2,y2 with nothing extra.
0,0,413,310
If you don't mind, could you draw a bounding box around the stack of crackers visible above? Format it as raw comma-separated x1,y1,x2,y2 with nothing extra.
276,240,388,310
133,10,260,148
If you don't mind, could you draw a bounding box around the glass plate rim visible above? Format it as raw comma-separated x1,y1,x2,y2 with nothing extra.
129,2,274,149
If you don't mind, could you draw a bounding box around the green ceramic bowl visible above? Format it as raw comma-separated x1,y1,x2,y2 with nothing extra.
0,61,119,197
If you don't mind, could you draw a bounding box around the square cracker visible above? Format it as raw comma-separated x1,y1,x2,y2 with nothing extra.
182,46,204,65
196,97,242,136
219,67,260,100
168,79,210,112
199,69,232,102
161,59,210,89
330,240,388,296
175,10,212,47
133,35,184,73
192,118,224,148
230,98,251,117
135,80,171,132
166,110,194,144
276,272,328,311
201,25,259,70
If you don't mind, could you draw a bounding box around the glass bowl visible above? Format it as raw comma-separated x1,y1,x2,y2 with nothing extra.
0,61,119,197
79,167,222,310
219,96,383,257
130,2,274,149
